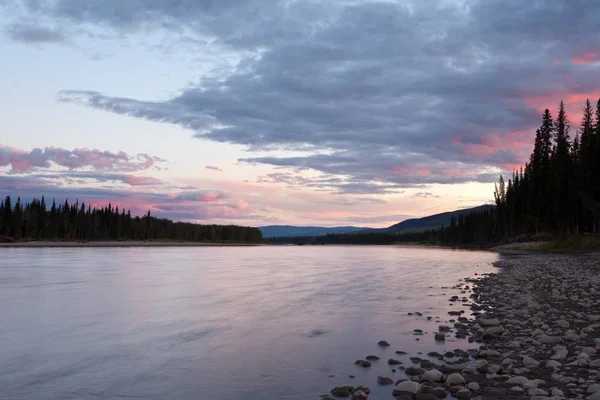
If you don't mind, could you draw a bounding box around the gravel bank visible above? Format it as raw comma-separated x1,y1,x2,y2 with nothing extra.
323,252,600,400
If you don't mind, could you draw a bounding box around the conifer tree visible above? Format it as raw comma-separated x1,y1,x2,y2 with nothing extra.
550,101,572,233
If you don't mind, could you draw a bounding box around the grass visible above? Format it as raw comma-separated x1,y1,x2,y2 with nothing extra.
534,235,600,253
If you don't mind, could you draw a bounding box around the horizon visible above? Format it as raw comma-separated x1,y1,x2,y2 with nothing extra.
0,194,495,228
2,1,599,228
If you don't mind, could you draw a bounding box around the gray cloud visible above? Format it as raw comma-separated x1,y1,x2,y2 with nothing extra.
11,171,165,187
9,0,600,194
6,23,68,44
205,165,223,172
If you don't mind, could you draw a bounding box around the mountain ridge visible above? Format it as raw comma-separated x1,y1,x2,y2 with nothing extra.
260,204,495,238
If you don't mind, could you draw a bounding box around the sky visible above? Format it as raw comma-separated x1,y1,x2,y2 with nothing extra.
1,0,599,228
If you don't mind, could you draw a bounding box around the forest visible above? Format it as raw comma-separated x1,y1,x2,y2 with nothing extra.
269,98,600,247
0,197,263,243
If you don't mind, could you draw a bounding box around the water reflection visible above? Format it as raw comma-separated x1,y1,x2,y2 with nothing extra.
0,245,498,400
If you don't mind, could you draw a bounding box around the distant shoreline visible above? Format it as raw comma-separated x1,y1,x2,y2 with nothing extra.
0,241,263,248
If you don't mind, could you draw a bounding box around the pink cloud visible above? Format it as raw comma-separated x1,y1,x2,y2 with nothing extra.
391,166,431,176
0,144,166,173
572,51,599,65
174,190,230,202
120,175,163,186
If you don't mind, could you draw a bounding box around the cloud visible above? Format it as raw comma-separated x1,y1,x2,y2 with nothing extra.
6,23,68,45
21,172,165,187
119,175,163,186
205,165,223,172
172,190,229,202
0,145,166,173
413,192,440,199
8,0,600,194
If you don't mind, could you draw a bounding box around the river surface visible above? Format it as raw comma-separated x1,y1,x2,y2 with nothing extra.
0,245,499,400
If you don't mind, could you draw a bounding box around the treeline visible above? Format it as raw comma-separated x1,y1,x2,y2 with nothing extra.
269,98,600,247
267,208,498,248
494,99,600,238
0,196,263,243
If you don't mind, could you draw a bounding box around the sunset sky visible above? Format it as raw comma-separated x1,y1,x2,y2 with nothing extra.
1,0,599,227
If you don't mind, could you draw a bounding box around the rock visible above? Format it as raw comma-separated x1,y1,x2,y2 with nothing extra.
485,326,505,335
479,318,501,326
330,385,353,397
355,360,371,368
434,333,446,341
546,360,561,369
456,388,471,399
523,355,540,368
423,369,443,382
588,393,600,400
365,355,380,361
388,358,402,365
555,319,570,328
350,390,367,400
466,382,479,391
415,394,436,400
478,349,500,357
527,388,548,396
582,347,598,355
377,376,394,385
589,384,600,394
430,387,448,398
506,376,529,386
392,381,421,396
590,359,600,367
446,373,466,385
439,325,451,332
378,340,390,347
353,386,370,395
537,334,562,344
405,366,424,376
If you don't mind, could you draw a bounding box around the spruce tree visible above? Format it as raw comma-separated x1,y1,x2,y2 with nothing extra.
551,101,573,234
538,109,554,229
592,99,600,233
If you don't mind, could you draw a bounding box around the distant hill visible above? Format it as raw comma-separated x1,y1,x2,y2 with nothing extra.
376,204,495,234
259,225,368,238
260,205,495,238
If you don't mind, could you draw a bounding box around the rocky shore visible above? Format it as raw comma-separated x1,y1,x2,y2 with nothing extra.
322,252,600,400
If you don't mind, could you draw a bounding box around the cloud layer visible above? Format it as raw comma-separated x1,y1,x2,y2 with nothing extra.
3,0,600,198
0,145,166,173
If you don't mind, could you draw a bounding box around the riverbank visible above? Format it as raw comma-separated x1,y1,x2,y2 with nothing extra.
323,251,600,399
0,240,263,247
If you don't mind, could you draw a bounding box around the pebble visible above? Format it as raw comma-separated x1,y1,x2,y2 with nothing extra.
323,253,600,400
392,381,421,396
523,355,540,368
422,369,443,382
446,373,466,385
377,376,394,385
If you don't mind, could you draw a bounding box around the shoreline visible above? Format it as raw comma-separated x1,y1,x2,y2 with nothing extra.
323,251,600,399
0,240,263,248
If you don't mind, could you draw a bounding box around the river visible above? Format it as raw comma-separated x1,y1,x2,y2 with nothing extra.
0,245,499,400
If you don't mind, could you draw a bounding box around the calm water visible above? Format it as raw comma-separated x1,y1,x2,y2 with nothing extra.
0,245,499,400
